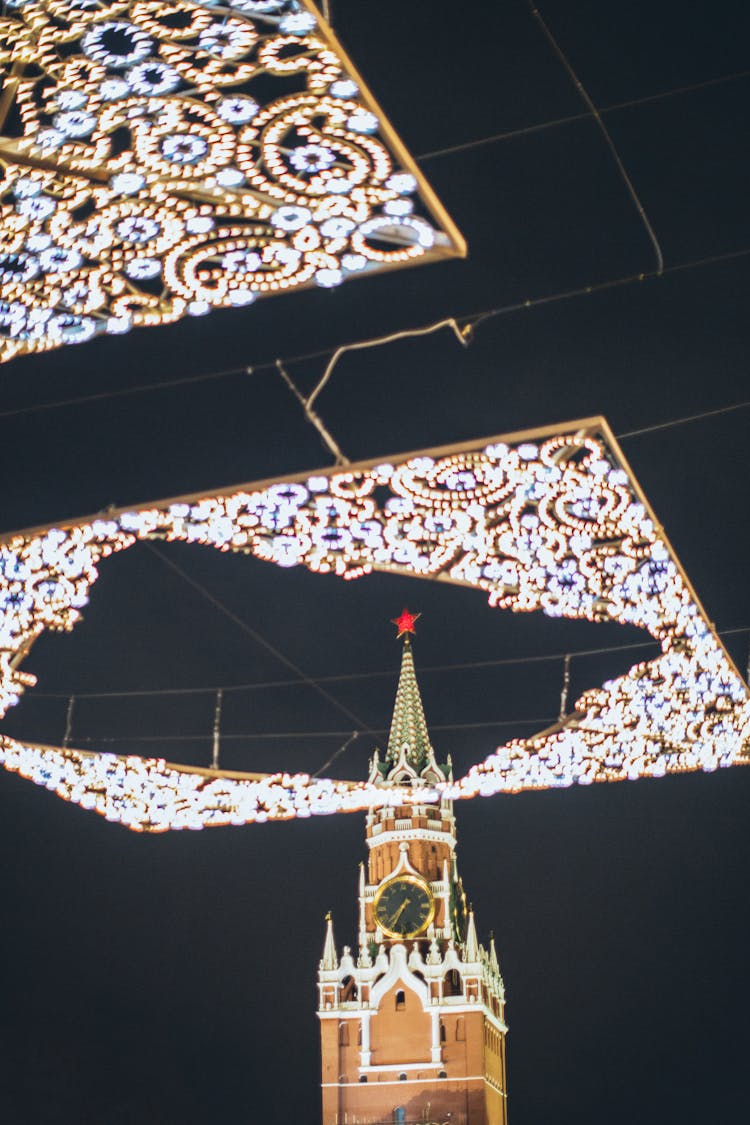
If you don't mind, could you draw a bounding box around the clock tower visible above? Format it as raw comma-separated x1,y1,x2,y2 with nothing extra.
318,613,508,1125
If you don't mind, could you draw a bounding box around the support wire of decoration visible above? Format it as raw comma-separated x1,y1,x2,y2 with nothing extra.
0,0,464,365
0,416,748,832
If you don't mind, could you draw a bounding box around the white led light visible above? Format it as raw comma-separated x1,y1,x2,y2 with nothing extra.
185,216,215,234
216,96,259,123
279,12,317,34
125,257,161,280
215,168,245,187
314,267,343,288
320,217,356,239
54,110,97,137
272,205,313,232
110,172,146,196
187,300,210,316
228,288,256,306
386,173,418,194
384,198,414,217
329,79,359,98
347,111,379,134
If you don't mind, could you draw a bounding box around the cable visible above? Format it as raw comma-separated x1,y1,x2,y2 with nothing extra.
525,0,664,273
275,358,349,464
617,399,750,439
143,541,375,736
558,654,571,722
416,69,750,163
0,366,250,422
66,716,556,745
305,318,470,411
1,246,748,427
28,625,750,702
313,731,359,778
62,695,75,748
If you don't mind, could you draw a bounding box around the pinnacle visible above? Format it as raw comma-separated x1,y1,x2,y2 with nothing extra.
385,635,435,773
320,912,338,971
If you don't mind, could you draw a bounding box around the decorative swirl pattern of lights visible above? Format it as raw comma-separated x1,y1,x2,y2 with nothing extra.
0,417,748,831
0,0,463,363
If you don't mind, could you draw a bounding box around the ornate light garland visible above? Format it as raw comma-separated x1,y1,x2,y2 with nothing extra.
0,0,464,362
1,417,748,830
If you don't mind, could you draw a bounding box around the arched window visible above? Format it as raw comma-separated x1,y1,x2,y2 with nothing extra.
443,969,462,997
338,1022,349,1046
399,1073,407,1082
395,989,405,1010
440,1021,446,1043
341,976,358,1002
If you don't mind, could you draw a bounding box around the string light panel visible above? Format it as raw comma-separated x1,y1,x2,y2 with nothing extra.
1,417,748,830
0,0,464,363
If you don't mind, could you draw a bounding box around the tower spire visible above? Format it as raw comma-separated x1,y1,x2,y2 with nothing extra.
320,912,338,971
465,905,480,961
385,610,436,774
489,932,500,973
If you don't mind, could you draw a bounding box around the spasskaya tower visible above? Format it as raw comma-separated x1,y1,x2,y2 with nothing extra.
317,612,508,1125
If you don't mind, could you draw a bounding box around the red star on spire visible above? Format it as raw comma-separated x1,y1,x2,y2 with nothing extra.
392,608,421,638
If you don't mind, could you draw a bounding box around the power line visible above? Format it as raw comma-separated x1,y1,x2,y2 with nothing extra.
64,715,556,745
617,400,750,439
525,0,663,273
1,245,748,427
416,68,750,162
0,366,248,422
28,626,750,702
143,542,375,736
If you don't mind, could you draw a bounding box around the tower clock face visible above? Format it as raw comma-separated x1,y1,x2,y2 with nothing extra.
373,875,435,938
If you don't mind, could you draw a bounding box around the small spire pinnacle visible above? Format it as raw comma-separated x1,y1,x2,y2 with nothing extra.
489,931,500,973
320,912,338,971
464,906,480,962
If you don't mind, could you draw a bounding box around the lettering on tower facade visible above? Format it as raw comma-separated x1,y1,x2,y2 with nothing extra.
318,614,508,1125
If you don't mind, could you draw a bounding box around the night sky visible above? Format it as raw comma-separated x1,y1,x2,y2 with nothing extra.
1,2,749,1122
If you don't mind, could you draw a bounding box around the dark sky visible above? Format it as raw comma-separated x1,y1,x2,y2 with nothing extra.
1,1,749,1122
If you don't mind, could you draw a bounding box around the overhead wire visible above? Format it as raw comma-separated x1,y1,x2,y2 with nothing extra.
617,399,750,439
1,245,748,427
416,68,750,162
525,0,664,273
275,358,350,464
305,317,470,413
61,716,558,746
28,625,750,701
143,541,375,736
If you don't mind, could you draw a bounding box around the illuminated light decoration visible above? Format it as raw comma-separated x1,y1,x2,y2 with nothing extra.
1,417,749,830
392,608,420,637
0,1,464,364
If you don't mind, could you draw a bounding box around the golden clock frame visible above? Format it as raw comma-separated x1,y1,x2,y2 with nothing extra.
372,873,436,940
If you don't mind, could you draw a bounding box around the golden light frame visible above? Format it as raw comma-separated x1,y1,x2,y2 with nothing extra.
1,416,748,831
0,0,464,362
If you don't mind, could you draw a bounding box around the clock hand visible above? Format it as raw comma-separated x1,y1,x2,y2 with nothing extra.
388,898,410,927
